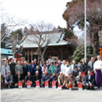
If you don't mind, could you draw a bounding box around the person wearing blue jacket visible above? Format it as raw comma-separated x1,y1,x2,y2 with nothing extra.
34,66,42,76
28,61,36,75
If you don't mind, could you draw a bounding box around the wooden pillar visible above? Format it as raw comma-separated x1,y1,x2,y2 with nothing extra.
60,47,63,60
31,49,33,61
28,49,29,63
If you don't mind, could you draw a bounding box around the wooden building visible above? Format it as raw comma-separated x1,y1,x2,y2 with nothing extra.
17,30,75,63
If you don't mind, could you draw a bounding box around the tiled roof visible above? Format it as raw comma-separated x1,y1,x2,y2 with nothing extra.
16,31,70,48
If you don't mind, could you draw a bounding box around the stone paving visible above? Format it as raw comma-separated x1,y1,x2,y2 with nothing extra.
1,88,102,102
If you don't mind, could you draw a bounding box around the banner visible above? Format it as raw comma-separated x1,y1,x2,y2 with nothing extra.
78,83,83,91
45,80,49,88
35,80,40,88
52,81,56,89
69,84,72,90
26,81,31,88
18,81,22,88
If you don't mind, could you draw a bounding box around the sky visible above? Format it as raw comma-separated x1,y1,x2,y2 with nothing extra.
1,0,83,37
1,0,72,28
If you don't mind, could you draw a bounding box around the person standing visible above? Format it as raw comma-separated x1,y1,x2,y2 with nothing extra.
28,61,36,76
80,58,88,75
46,60,50,69
70,60,77,72
15,61,23,75
1,61,10,86
61,60,66,75
54,63,61,76
94,55,102,88
73,66,79,78
34,66,42,76
88,57,95,75
65,62,72,77
48,62,55,76
9,59,16,81
42,63,48,75
20,61,24,67
22,61,28,78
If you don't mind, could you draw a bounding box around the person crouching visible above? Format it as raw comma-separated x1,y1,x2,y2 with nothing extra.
41,70,50,87
33,71,41,87
25,72,33,87
85,70,95,90
66,72,75,89
5,71,13,88
58,72,66,89
14,71,24,88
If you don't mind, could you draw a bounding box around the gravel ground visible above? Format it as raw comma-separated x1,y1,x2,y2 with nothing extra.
1,88,102,102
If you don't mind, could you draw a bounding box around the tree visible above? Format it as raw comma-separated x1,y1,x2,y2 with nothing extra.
58,26,78,45
72,45,93,63
27,21,55,63
63,0,102,56
1,23,10,48
0,8,27,56
10,28,23,41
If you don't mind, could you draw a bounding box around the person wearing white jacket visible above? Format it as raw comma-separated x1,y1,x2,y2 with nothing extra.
65,62,72,77
70,60,78,72
94,55,102,88
61,60,66,75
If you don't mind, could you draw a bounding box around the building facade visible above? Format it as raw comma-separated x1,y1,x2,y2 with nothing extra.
17,30,75,63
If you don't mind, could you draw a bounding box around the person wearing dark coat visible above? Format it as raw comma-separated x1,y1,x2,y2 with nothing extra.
14,71,24,87
73,66,79,78
9,59,16,81
42,70,50,87
25,72,33,86
54,63,61,76
50,72,58,87
34,66,42,76
86,70,95,90
28,61,36,76
33,71,41,86
46,60,50,69
34,59,39,66
22,61,28,78
80,58,88,75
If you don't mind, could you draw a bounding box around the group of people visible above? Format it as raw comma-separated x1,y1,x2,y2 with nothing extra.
1,55,102,90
